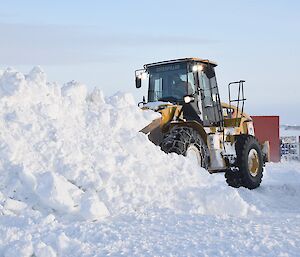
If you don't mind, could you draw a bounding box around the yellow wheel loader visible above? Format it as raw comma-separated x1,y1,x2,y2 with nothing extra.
135,58,269,189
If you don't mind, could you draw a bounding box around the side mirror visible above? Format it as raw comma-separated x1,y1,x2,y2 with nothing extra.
135,69,146,88
135,76,142,88
183,95,195,104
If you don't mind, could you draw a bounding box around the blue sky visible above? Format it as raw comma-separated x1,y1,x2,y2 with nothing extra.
0,0,299,124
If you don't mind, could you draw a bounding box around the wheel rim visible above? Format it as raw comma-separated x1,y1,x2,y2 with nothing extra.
248,149,259,176
186,145,202,165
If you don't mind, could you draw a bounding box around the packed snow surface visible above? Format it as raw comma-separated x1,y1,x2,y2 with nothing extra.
0,67,299,256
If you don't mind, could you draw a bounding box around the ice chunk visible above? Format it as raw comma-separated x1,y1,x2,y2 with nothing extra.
0,68,26,97
26,66,47,85
61,80,87,105
35,172,78,213
79,192,110,220
4,198,27,215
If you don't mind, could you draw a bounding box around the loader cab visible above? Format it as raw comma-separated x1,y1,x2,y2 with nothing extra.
136,58,223,127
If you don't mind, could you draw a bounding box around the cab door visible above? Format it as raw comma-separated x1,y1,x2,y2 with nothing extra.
181,65,204,123
198,65,223,127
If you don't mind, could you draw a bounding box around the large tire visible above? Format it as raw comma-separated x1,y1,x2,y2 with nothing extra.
226,135,264,189
225,169,243,188
160,126,209,169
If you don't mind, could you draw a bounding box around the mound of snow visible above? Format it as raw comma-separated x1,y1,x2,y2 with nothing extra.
1,67,300,257
0,67,257,222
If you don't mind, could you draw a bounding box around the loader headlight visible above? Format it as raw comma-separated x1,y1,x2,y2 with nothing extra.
192,65,198,72
184,95,195,104
192,64,203,72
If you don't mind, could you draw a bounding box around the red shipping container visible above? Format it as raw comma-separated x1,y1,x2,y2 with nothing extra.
251,116,280,162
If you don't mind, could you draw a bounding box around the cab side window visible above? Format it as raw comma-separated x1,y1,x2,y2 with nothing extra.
199,70,213,107
187,71,197,95
198,67,219,107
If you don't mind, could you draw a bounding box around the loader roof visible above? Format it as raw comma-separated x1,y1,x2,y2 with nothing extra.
144,57,218,69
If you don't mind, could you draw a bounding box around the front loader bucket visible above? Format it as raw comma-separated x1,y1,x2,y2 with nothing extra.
140,118,163,146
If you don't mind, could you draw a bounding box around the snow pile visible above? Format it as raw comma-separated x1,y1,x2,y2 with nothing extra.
0,67,257,223
0,67,300,256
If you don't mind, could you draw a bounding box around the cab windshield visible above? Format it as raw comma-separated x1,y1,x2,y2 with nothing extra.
148,62,196,102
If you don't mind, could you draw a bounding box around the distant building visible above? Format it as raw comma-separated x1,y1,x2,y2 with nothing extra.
280,125,300,161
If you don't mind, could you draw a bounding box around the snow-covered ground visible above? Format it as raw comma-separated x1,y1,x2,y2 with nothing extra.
0,67,299,256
